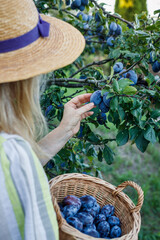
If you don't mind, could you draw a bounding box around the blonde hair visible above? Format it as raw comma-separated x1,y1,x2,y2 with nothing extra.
0,75,49,160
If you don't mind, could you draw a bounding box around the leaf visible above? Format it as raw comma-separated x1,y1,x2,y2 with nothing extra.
72,141,83,154
111,49,121,59
109,67,114,81
103,145,114,165
154,9,160,14
135,132,149,153
129,126,141,140
122,86,137,95
118,106,125,122
118,78,133,91
116,129,129,146
110,96,119,111
98,148,103,162
144,126,157,143
150,110,160,119
113,79,120,93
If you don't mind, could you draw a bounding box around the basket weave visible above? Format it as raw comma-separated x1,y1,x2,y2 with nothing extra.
49,173,144,240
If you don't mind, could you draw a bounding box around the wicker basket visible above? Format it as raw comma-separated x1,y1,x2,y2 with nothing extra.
49,173,144,240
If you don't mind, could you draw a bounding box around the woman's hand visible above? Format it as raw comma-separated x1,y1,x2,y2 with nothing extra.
59,93,94,136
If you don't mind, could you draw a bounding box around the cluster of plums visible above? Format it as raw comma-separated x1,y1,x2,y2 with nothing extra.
149,52,160,73
59,195,122,238
113,61,138,85
66,0,89,11
90,90,111,125
106,22,122,47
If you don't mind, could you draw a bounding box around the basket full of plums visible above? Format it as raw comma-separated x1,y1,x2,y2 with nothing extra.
49,173,144,240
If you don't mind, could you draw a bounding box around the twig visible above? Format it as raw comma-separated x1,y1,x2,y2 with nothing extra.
69,57,113,78
91,0,134,28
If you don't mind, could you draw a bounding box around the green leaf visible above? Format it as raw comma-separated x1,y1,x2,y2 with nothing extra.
135,132,149,152
103,145,114,165
129,126,141,140
98,148,103,162
116,129,129,146
109,67,114,81
122,86,137,95
144,126,157,143
131,108,142,121
113,79,120,93
118,78,133,91
118,106,125,122
110,96,119,111
111,49,121,59
72,140,83,154
154,9,160,14
150,110,160,119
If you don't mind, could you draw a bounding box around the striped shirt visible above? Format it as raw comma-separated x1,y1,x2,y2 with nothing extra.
0,132,59,240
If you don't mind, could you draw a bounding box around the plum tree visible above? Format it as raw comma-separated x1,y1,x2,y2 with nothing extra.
36,0,160,200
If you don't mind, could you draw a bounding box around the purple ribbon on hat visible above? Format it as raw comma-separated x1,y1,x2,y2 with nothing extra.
0,15,50,53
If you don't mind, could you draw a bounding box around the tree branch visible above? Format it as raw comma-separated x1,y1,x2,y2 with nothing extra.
91,0,134,29
69,57,113,78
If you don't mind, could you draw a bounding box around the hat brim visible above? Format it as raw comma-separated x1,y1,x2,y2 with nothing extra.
0,14,85,83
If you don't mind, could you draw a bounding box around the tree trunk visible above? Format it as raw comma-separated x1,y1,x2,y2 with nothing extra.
114,0,147,22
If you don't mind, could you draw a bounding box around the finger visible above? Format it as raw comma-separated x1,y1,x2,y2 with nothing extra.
68,93,92,107
77,102,94,115
81,111,94,120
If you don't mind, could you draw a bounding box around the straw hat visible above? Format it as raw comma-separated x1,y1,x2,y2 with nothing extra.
0,0,85,83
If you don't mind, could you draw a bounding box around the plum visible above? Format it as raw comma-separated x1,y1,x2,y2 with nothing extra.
45,105,53,116
77,212,94,226
97,112,107,125
109,22,118,32
83,224,96,231
83,23,89,30
101,204,115,218
110,225,122,238
103,92,111,107
63,195,81,209
74,0,82,7
90,90,102,105
97,221,110,238
152,61,160,72
115,24,122,35
124,70,138,85
83,202,101,218
94,214,106,225
95,12,101,22
107,36,115,47
99,101,110,113
63,205,79,218
65,0,70,5
66,217,83,231
83,227,100,238
108,216,120,227
81,0,88,5
79,4,85,11
58,202,64,212
113,62,124,73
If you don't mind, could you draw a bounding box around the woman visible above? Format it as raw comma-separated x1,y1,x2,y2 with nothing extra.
0,0,94,239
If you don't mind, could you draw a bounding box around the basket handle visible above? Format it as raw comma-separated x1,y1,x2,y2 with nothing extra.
112,181,144,213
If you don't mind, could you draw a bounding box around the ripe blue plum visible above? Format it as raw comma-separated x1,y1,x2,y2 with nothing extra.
95,12,101,22
107,36,115,47
83,228,100,238
115,24,122,35
83,224,96,231
79,4,85,11
94,214,106,225
103,92,111,107
81,0,88,5
77,212,94,226
58,202,64,212
71,1,77,9
77,12,88,21
45,105,53,116
63,205,79,218
109,22,118,32
97,112,107,125
99,101,109,113
97,221,110,238
66,217,83,231
110,225,122,238
63,195,81,209
90,90,102,105
101,204,115,218
46,160,54,169
108,216,120,227
65,0,70,5
74,0,81,7
152,61,160,72
91,47,95,54
123,70,138,85
96,25,104,33
83,23,89,30
113,62,123,73
80,195,97,210
83,202,100,218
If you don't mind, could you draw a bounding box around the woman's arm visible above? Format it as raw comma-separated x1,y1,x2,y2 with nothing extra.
38,93,94,166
